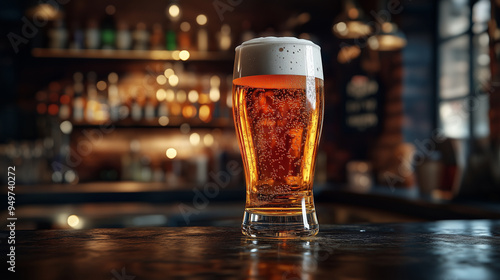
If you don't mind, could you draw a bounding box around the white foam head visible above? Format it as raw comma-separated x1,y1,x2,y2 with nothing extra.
233,37,323,80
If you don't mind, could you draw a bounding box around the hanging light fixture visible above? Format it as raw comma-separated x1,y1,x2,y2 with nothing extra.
26,3,63,21
368,22,407,51
367,1,407,51
332,0,371,39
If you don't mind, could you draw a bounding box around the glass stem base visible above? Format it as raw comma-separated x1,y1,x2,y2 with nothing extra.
241,209,319,238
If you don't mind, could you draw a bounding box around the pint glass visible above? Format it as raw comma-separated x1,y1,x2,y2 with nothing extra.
232,37,324,238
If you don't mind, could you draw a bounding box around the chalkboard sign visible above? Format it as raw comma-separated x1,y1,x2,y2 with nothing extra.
342,75,383,133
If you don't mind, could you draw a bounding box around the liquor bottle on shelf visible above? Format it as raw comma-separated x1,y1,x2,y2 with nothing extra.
217,24,231,51
85,19,100,49
48,19,68,49
118,85,131,121
209,75,221,118
116,21,132,50
108,72,121,122
47,19,68,49
150,23,164,50
157,100,169,119
188,89,200,117
196,14,208,51
152,160,165,182
178,21,192,50
47,82,61,117
85,72,98,122
133,22,150,50
69,21,84,50
72,72,85,122
199,76,213,123
101,9,117,49
59,85,72,120
140,156,152,182
96,78,110,122
165,23,177,51
144,91,156,121
131,88,143,121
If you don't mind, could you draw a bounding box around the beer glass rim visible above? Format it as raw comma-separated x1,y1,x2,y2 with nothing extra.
235,36,321,50
233,36,324,80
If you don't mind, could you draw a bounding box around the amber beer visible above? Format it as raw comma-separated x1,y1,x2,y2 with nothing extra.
233,37,324,238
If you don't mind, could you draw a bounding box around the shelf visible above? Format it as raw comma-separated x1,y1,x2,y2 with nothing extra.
32,48,235,61
71,117,233,129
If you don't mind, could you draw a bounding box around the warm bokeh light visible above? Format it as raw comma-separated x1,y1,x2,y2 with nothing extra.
158,116,169,126
182,105,197,118
172,50,180,60
60,94,70,104
199,105,211,122
60,120,73,134
180,21,191,32
166,148,177,159
64,170,78,184
334,22,347,35
164,68,175,78
168,4,180,18
165,89,175,102
67,214,80,228
189,133,201,146
179,50,190,61
210,75,221,87
156,75,167,85
156,89,167,101
108,72,118,83
170,103,181,116
209,88,220,102
199,93,210,104
48,104,59,115
188,90,199,103
169,75,179,87
105,5,116,15
226,93,232,108
176,90,186,103
348,8,359,19
196,14,207,25
203,133,214,146
96,81,107,91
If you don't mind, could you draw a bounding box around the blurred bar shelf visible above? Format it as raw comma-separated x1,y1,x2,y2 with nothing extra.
11,182,244,206
71,117,234,129
31,48,234,61
8,182,500,219
3,183,500,229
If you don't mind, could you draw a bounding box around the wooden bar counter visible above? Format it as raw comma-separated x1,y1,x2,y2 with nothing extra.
2,220,500,279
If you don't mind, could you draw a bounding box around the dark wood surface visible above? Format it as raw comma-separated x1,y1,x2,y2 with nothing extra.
2,220,500,280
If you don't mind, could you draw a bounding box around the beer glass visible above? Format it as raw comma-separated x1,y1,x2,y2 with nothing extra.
232,37,324,238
